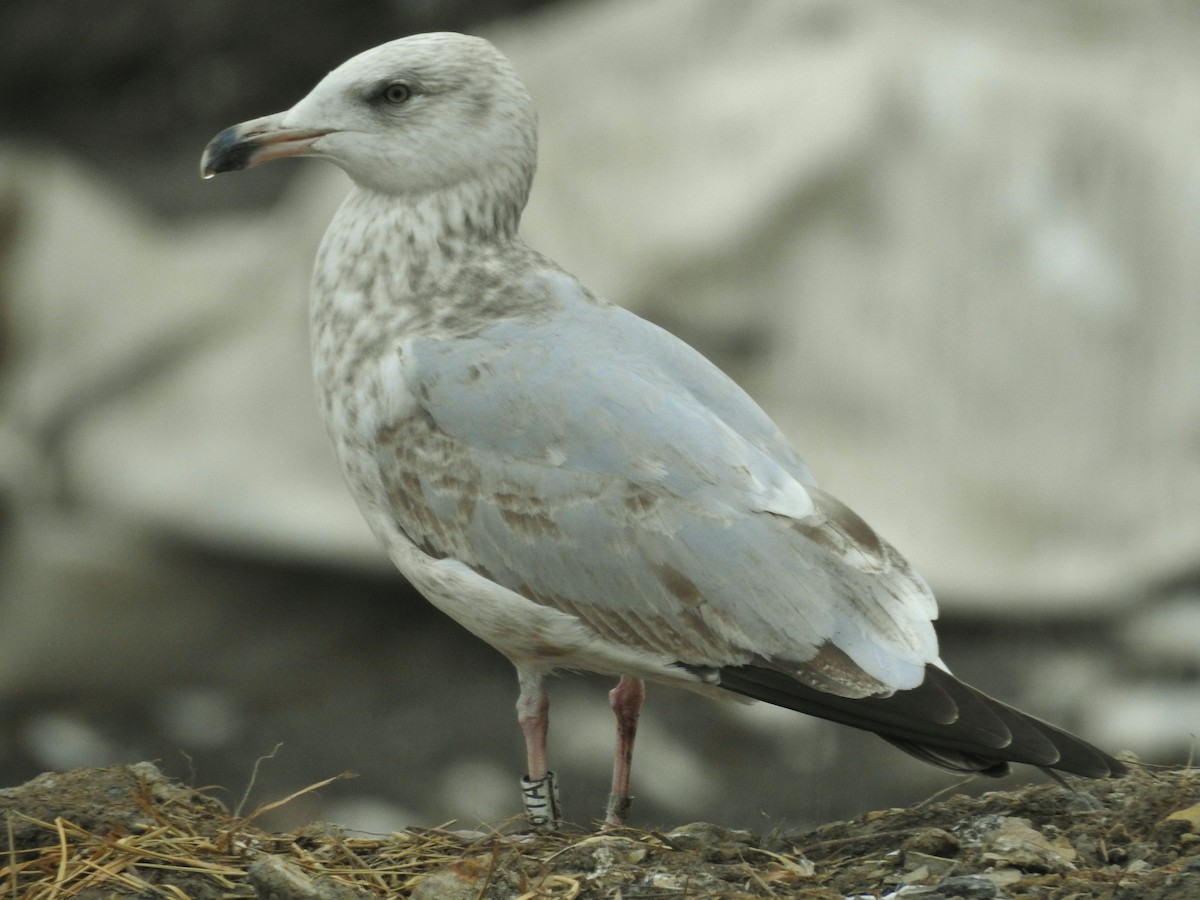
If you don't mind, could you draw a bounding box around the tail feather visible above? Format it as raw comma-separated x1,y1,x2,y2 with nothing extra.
878,737,1011,776
716,663,1125,779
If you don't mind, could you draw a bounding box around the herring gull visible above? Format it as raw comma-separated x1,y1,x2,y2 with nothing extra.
201,32,1124,829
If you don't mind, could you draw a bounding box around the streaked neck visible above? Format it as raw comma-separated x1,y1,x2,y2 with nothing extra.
312,177,527,311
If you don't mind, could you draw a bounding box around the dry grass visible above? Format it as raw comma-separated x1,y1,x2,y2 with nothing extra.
8,773,491,898
0,765,808,899
2,760,1196,899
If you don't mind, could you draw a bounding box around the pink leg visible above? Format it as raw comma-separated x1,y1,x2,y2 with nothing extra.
516,670,560,830
517,673,549,780
604,675,645,827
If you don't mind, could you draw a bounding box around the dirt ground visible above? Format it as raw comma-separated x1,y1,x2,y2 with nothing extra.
2,757,1197,899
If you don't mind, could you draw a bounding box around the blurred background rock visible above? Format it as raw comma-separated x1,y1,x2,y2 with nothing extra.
0,0,1197,834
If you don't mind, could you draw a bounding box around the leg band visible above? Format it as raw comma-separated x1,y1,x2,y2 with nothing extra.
520,771,561,830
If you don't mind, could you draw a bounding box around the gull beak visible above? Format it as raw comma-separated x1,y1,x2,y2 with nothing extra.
201,112,332,179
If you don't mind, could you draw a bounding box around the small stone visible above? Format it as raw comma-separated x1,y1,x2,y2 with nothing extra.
897,874,1001,898
1107,822,1133,844
1064,791,1104,812
903,827,961,858
247,855,367,900
978,868,1023,887
665,822,754,858
645,872,687,890
953,813,1007,845
1155,817,1193,848
927,873,999,898
971,816,1077,872
587,837,647,873
409,855,502,900
905,850,960,878
1167,802,1200,832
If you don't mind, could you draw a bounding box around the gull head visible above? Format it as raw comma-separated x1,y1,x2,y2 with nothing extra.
201,32,537,201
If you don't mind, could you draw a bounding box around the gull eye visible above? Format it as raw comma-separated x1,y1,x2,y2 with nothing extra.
381,81,412,104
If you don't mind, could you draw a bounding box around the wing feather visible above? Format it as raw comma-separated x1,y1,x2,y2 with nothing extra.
374,275,940,692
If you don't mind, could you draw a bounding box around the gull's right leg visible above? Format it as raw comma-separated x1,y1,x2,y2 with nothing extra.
516,668,560,830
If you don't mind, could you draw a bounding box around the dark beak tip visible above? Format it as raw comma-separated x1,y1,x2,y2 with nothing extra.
200,125,251,180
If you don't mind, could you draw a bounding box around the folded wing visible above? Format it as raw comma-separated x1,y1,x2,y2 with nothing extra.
379,272,940,695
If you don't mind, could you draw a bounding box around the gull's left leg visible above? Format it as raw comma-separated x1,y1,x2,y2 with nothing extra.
604,675,645,827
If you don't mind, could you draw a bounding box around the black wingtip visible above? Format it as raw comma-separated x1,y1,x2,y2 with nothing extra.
716,662,1125,781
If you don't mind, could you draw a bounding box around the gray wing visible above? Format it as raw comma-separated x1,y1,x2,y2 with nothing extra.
378,272,939,695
